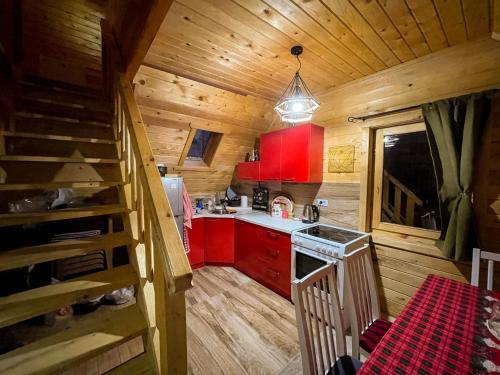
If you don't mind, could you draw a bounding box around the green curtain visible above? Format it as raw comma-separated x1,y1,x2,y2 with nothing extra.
422,92,491,260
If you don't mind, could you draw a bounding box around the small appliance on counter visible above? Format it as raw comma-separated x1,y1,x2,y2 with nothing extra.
252,184,269,211
302,204,320,223
224,186,241,207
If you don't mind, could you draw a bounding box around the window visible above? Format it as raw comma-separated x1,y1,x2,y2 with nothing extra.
372,123,441,237
181,129,222,167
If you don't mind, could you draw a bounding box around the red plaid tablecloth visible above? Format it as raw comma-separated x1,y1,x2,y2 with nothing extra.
358,275,500,374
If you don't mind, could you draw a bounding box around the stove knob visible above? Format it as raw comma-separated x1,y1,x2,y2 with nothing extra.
315,245,321,251
321,247,327,253
333,249,339,257
327,250,332,256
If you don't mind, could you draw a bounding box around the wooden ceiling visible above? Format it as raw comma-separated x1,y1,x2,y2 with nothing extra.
144,0,494,101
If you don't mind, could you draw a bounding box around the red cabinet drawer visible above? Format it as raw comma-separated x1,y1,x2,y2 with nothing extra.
187,217,204,268
204,218,234,264
237,161,260,180
258,265,291,300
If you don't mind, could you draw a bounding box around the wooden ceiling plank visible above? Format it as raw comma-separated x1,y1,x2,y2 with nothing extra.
291,0,389,70
348,0,415,62
26,1,101,31
151,35,290,92
433,0,468,45
143,54,279,100
259,0,375,76
377,0,431,57
23,13,102,46
137,65,274,109
23,25,101,53
201,0,348,89
232,0,363,80
136,91,270,130
405,0,449,51
173,0,342,90
23,8,101,40
134,77,274,121
161,1,335,92
461,0,491,39
319,0,401,66
41,0,107,19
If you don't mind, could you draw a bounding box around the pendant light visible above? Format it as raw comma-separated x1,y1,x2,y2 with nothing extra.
275,46,319,124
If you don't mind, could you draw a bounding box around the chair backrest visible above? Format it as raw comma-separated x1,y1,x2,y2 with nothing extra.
471,248,500,290
343,245,380,358
292,263,346,375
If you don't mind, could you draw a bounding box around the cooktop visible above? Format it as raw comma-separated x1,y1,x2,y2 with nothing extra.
297,224,365,244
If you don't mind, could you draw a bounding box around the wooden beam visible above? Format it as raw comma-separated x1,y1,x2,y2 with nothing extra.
108,0,174,80
493,0,500,41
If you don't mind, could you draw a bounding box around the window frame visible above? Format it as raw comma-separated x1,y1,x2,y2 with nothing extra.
371,122,440,239
178,128,223,168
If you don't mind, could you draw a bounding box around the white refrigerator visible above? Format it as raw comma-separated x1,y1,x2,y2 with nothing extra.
161,176,184,242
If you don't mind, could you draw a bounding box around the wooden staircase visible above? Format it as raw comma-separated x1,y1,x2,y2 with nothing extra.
0,75,148,374
0,57,192,373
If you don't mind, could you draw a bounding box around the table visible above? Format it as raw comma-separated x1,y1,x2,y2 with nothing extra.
358,275,500,374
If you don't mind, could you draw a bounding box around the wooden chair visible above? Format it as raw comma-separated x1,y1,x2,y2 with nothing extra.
344,246,392,359
471,248,500,290
293,263,362,375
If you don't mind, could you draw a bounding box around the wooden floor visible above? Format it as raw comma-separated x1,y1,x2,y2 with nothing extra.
185,266,302,375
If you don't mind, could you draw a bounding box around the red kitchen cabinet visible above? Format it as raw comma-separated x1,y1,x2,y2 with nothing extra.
259,129,282,181
235,219,292,300
187,217,204,269
204,218,234,264
236,161,260,180
281,124,324,183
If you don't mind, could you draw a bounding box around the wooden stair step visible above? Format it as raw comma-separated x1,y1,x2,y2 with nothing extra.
0,304,147,375
20,84,109,112
0,204,126,227
0,155,120,163
105,353,154,375
21,75,102,99
15,111,112,129
16,98,111,123
0,232,132,272
0,181,122,191
0,264,138,329
1,131,117,144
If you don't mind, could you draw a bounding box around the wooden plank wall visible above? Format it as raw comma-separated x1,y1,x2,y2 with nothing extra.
309,37,500,317
21,0,106,89
133,65,274,196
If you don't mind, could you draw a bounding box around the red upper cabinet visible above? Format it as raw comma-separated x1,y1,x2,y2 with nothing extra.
281,124,324,183
187,218,204,269
259,129,282,181
204,218,235,264
236,161,260,180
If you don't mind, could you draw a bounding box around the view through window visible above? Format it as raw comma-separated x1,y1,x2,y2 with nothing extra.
377,124,441,231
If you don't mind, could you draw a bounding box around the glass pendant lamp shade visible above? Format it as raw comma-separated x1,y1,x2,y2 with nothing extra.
275,46,319,124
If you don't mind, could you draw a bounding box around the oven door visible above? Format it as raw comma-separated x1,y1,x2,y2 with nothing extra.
291,244,344,308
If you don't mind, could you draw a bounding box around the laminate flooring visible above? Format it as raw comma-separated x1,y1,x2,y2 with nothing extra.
185,266,302,375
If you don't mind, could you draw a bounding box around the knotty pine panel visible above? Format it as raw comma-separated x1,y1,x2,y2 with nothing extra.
21,0,106,89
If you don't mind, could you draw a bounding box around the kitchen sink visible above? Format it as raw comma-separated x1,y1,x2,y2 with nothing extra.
210,209,232,215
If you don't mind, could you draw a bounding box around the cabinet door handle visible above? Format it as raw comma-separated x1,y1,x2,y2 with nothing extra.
283,178,295,181
265,268,280,281
266,231,280,240
266,248,280,258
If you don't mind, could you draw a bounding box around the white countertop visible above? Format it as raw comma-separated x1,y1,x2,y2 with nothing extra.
192,209,314,234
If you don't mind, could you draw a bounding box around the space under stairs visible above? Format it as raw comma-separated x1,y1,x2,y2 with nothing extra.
0,71,192,374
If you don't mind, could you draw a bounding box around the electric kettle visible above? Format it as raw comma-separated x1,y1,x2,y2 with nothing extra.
302,204,320,223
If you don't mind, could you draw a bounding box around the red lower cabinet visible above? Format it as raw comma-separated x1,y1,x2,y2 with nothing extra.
187,218,204,269
235,219,291,300
205,218,235,264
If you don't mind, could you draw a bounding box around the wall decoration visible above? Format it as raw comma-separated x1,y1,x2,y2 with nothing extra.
328,145,355,173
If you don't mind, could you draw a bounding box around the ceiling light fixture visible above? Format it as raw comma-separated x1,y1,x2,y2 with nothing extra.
275,46,319,124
